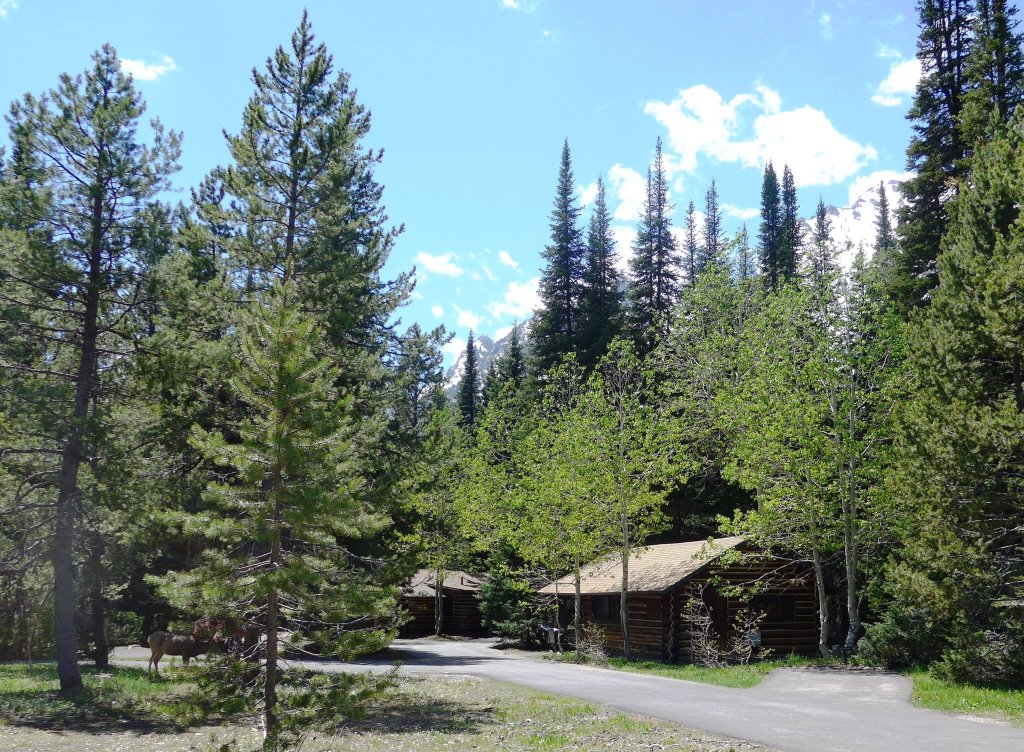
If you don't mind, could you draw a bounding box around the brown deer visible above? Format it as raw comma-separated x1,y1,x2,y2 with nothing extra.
147,630,211,678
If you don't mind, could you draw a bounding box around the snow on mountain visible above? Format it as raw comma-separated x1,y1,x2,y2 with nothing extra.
443,320,531,396
799,178,906,271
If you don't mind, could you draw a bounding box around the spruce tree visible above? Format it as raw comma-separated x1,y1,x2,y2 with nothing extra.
578,177,623,370
806,197,838,288
874,181,899,290
733,224,756,281
627,137,681,354
701,179,725,270
758,162,783,289
892,0,974,308
0,45,180,689
457,331,480,428
482,323,528,406
684,200,700,286
779,165,802,280
532,140,585,374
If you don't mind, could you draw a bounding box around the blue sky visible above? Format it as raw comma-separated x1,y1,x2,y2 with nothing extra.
0,0,923,363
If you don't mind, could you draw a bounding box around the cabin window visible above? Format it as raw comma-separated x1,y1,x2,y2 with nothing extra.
749,594,795,624
443,594,455,619
591,595,621,624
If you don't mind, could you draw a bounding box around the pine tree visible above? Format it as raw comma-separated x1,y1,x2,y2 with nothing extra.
532,140,585,374
758,162,783,289
701,179,726,270
161,270,393,749
684,200,700,286
222,10,410,358
779,165,802,280
578,177,623,370
806,197,838,288
874,181,899,291
960,0,1024,156
892,0,974,308
482,323,528,406
457,331,480,428
0,45,180,689
875,111,1024,684
733,224,756,281
627,137,681,354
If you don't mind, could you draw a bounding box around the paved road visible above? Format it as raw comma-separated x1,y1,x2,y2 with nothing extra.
117,639,1024,752
288,639,1024,752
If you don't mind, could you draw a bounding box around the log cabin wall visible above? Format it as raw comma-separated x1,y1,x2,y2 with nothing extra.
398,591,487,638
684,556,819,658
582,593,669,659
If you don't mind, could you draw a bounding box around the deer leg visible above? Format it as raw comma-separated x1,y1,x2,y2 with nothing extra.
182,655,190,666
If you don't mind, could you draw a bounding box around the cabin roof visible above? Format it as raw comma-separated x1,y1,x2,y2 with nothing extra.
403,568,486,598
538,537,744,596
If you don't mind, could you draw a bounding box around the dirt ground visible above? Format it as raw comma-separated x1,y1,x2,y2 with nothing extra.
0,674,772,752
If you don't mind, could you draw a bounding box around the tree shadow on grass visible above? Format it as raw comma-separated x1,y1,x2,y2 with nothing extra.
0,662,217,734
344,680,496,736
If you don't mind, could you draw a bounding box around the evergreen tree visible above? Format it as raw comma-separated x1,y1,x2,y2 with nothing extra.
160,271,393,749
873,181,899,291
532,140,585,374
806,197,838,288
892,0,974,308
482,322,527,405
872,111,1024,684
758,162,783,289
578,177,623,370
960,0,1024,156
627,137,681,354
701,179,725,270
683,200,700,286
779,165,802,280
733,224,756,281
0,45,180,689
457,331,480,428
221,11,410,359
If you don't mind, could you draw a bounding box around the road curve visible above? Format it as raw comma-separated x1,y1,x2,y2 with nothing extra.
284,638,1024,752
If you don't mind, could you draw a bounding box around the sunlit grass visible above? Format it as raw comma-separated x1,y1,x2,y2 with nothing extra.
909,670,1024,724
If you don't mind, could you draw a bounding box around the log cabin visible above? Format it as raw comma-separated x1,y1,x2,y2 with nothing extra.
399,569,488,638
540,537,818,662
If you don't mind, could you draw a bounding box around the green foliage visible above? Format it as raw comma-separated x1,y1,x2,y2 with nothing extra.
757,161,782,289
533,140,585,374
578,177,623,370
457,331,480,429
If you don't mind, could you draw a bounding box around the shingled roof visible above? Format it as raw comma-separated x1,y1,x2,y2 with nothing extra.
538,537,744,595
403,569,486,598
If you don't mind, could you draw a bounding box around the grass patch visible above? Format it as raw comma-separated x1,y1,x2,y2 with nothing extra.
0,661,202,732
909,670,1024,724
550,651,817,689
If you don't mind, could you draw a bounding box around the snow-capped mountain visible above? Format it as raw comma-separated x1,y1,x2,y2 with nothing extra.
799,178,905,271
444,321,531,396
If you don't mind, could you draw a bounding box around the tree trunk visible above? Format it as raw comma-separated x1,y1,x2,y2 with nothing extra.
263,485,282,751
552,576,562,652
434,568,445,637
843,373,860,650
618,545,626,663
573,554,582,643
53,187,104,692
811,546,831,658
89,533,109,667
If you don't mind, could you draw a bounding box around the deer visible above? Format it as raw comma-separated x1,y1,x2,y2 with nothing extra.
147,630,212,679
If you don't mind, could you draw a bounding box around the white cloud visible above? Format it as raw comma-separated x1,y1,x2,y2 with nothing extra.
414,250,464,277
442,339,464,361
578,180,599,208
471,271,482,281
846,169,913,206
644,84,877,187
431,305,444,318
610,225,637,273
486,278,541,319
452,304,485,330
723,204,759,220
0,0,16,20
493,325,514,340
500,0,538,11
120,54,178,82
876,43,902,60
498,249,521,271
482,264,497,282
609,164,647,221
819,12,833,40
872,58,922,107
411,289,424,300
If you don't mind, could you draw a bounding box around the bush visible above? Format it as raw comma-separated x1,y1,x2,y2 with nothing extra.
477,567,540,647
574,622,608,664
931,629,1024,688
859,606,945,669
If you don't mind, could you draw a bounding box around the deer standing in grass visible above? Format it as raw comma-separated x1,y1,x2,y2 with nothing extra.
147,631,211,678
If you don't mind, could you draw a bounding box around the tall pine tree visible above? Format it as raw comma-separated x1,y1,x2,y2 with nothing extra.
701,179,725,270
532,140,585,374
779,165,802,280
758,162,783,289
457,331,480,428
684,200,700,286
578,176,623,370
627,137,681,354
